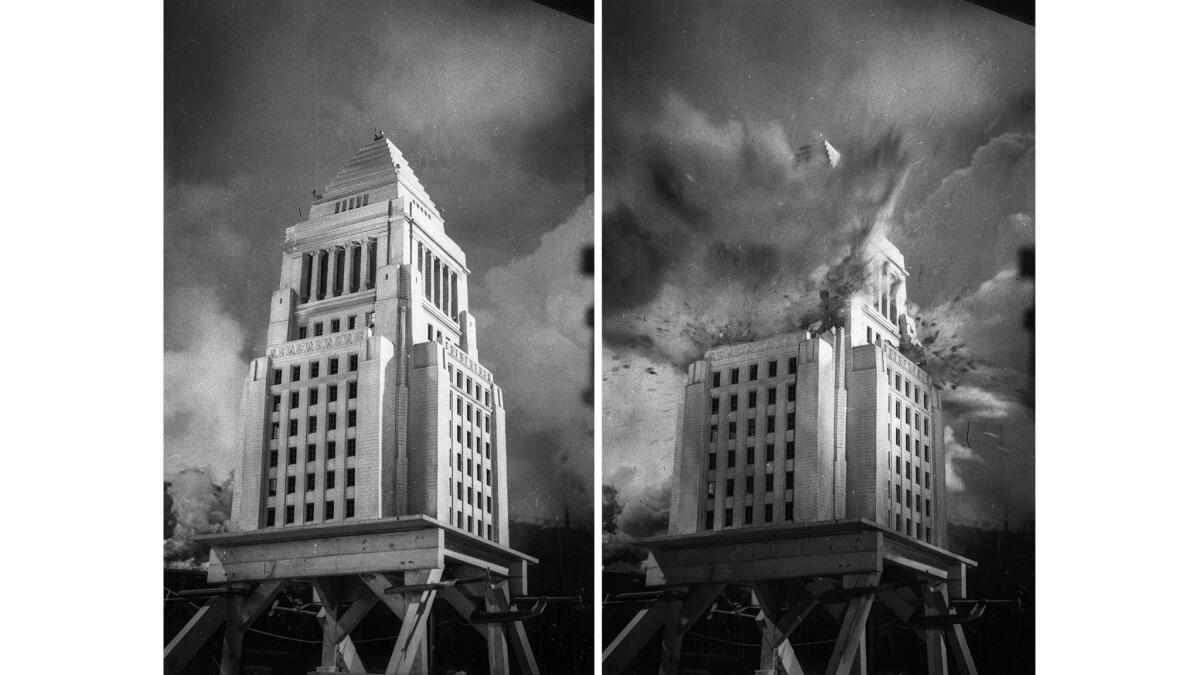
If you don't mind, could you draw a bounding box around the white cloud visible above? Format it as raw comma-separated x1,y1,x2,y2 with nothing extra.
944,425,985,492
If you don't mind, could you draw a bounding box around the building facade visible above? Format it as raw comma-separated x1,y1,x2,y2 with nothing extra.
667,238,947,547
230,135,510,545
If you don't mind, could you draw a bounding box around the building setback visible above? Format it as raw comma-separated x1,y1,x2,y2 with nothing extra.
230,135,510,545
668,237,947,547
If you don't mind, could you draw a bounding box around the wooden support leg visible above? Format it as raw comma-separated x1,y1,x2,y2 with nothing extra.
921,586,948,675
383,568,441,675
313,578,343,669
220,593,246,675
823,574,879,675
922,585,977,675
603,602,668,675
660,583,726,675
493,581,540,675
754,582,816,675
484,585,512,675
164,596,229,673
438,586,488,639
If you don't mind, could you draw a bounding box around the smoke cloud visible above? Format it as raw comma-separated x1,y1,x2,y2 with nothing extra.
164,466,233,567
475,196,595,526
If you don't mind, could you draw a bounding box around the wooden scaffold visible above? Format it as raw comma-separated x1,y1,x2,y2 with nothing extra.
603,519,980,675
164,516,542,675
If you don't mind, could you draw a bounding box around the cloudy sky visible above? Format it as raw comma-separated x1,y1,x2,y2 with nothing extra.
164,0,593,524
602,0,1034,535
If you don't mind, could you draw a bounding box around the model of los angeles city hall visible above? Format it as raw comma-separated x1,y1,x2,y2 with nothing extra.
230,135,509,545
669,237,947,547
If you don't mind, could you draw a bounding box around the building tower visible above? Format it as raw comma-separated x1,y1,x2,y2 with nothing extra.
667,237,947,547
230,135,510,545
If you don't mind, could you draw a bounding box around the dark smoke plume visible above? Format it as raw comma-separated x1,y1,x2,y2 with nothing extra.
163,467,232,568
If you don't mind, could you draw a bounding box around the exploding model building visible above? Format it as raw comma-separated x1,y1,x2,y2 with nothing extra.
230,134,510,544
668,236,946,546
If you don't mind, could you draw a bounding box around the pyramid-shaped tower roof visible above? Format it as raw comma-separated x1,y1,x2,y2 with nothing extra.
320,135,440,217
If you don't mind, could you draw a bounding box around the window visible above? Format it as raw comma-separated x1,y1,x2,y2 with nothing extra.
785,501,794,521
328,384,337,402
269,450,278,468
290,391,300,408
708,453,717,470
305,503,315,522
485,442,491,458
727,450,736,468
923,393,929,409
291,365,301,382
924,445,930,461
306,444,316,462
305,473,315,491
786,470,794,489
308,416,317,433
707,481,716,497
787,413,795,430
327,413,337,430
724,508,733,527
271,395,281,412
467,458,473,475
788,357,797,374
329,357,339,375
768,360,777,377
348,316,356,330
457,454,463,471
309,389,319,406
895,401,901,418
744,505,753,525
286,476,296,494
348,410,356,427
906,489,912,508
906,518,912,536
345,499,355,518
268,479,277,496
924,418,929,435
327,441,336,459
273,369,283,385
895,429,901,445
348,354,358,372
324,501,335,519
298,326,308,339
747,419,756,437
710,397,720,414
728,422,737,440
456,482,463,500
486,469,491,485
895,514,901,530
786,442,795,459
917,523,923,539
925,471,930,489
712,371,721,388
310,361,320,378
906,461,911,479
266,508,276,526
456,425,462,442
349,381,357,399
765,503,774,522
456,370,463,388
748,391,757,408
866,326,873,343
725,478,735,497
895,456,901,474
314,322,324,337
331,319,340,333
287,447,297,465
904,380,911,397
905,434,911,452
729,394,738,411
768,388,777,405
730,367,740,385
747,446,755,463
749,364,758,381
765,472,774,493
705,510,714,530
766,444,775,461
895,484,902,503
286,505,295,524
456,397,463,415
926,498,931,516
271,422,280,440
787,384,796,402
346,468,356,487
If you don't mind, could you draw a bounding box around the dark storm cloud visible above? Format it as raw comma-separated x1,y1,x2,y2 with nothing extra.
602,204,669,312
603,0,1035,531
164,1,592,525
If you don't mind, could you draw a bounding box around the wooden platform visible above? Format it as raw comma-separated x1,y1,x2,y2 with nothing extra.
166,516,541,675
604,519,979,675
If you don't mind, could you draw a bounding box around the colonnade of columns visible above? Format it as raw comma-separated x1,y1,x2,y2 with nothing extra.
299,239,377,304
877,268,900,325
418,242,459,318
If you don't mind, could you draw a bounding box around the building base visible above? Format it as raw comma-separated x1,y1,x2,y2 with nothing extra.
164,516,540,675
603,519,979,675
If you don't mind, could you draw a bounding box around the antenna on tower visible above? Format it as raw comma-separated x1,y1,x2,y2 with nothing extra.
373,128,384,141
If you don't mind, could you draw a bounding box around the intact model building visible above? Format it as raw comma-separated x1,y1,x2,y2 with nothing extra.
668,237,947,547
230,135,510,545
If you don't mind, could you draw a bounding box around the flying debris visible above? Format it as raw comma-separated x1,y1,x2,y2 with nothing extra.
793,137,841,169
645,367,658,375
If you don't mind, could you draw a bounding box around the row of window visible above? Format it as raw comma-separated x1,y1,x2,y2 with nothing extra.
704,502,796,529
447,362,490,406
417,242,459,319
455,453,492,485
892,398,931,436
892,427,931,461
454,510,492,539
452,394,490,431
709,412,797,442
711,383,798,414
333,193,369,214
711,357,798,389
455,480,493,511
893,483,933,517
706,470,797,500
267,469,356,496
887,366,930,410
269,439,357,467
273,355,359,386
894,456,933,489
266,498,354,526
708,440,796,470
896,514,933,543
270,410,357,440
295,312,371,340
271,381,359,413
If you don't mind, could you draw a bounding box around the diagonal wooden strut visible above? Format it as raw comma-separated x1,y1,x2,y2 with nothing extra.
824,573,880,675
165,596,229,673
659,583,726,675
754,582,819,675
922,584,978,675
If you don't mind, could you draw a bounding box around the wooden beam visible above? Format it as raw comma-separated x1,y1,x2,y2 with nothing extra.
658,596,683,675
484,585,512,675
923,585,978,675
921,584,948,675
208,529,444,582
219,593,246,675
361,573,410,620
602,603,667,675
312,578,342,669
753,582,810,675
164,596,228,672
438,586,489,639
384,568,441,674
492,581,541,675
824,574,879,675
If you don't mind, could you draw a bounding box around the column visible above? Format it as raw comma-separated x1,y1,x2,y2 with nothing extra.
424,250,432,300
434,259,441,309
366,240,376,288
442,266,449,313
451,272,458,317
300,253,312,303
357,241,369,292
320,250,331,300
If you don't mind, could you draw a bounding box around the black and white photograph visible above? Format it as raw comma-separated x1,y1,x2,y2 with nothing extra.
601,1,1034,672
163,1,593,672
